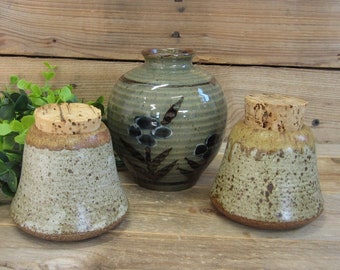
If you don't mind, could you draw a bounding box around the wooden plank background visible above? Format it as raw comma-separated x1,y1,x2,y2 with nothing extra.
0,0,339,144
1,0,340,67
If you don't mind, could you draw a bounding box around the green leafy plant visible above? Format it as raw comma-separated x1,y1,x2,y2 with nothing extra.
0,62,104,197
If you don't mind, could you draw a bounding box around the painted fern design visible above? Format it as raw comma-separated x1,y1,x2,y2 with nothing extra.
120,138,177,182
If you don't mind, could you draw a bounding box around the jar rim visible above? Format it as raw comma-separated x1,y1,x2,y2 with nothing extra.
142,48,194,58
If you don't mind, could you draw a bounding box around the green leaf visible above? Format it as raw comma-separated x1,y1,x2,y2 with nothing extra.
43,71,55,81
40,84,51,93
17,79,30,90
9,120,23,133
87,96,105,115
59,86,74,102
44,62,57,70
10,75,19,85
0,152,9,163
13,92,29,111
0,104,15,121
30,96,47,107
21,115,35,129
7,170,17,192
46,89,56,103
90,102,105,115
9,92,21,103
96,96,104,104
4,150,22,163
1,183,15,197
30,84,42,96
1,132,16,151
0,123,12,136
0,161,9,176
14,130,27,145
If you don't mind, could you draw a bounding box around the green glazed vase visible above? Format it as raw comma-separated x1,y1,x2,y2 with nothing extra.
107,48,227,191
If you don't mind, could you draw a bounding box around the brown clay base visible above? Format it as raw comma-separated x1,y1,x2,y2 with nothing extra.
14,215,126,242
210,196,323,230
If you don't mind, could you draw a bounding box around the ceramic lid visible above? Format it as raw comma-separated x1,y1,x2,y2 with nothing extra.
34,103,102,135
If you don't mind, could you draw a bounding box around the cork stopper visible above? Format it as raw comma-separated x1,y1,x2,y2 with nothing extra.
34,103,102,135
244,94,308,132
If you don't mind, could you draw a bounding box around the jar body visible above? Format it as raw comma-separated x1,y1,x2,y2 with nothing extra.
107,49,227,191
10,123,128,241
210,120,324,229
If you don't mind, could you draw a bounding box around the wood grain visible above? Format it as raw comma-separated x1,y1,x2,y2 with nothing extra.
1,0,340,67
0,57,339,144
0,149,339,269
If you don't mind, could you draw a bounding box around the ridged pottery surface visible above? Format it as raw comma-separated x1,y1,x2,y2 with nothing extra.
107,48,227,191
210,94,324,230
11,104,128,241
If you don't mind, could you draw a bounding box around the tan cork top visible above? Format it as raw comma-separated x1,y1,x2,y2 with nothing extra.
34,103,101,135
244,94,308,132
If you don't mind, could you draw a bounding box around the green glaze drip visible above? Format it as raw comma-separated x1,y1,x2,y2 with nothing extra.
227,120,315,162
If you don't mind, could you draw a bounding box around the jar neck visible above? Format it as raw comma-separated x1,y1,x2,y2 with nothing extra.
142,48,194,70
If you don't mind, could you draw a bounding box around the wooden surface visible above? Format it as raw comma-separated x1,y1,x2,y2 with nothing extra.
1,0,340,67
0,57,339,144
0,144,339,269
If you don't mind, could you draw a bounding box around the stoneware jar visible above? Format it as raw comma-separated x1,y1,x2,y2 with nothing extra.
107,48,227,191
210,94,324,230
10,103,129,241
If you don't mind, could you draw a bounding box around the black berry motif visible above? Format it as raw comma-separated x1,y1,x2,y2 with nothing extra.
128,115,174,147
121,97,183,182
194,134,219,159
178,133,221,176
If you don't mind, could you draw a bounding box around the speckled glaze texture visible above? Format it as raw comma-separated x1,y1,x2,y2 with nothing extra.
107,48,227,191
210,94,323,230
10,123,128,241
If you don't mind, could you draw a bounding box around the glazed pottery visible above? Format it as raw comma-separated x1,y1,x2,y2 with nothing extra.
210,94,324,230
107,48,227,191
10,103,128,241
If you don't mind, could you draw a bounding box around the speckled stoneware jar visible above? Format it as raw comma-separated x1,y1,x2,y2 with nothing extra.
107,48,227,191
10,103,128,241
210,94,324,230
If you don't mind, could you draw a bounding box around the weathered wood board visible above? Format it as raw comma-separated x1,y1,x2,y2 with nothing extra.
1,0,340,67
